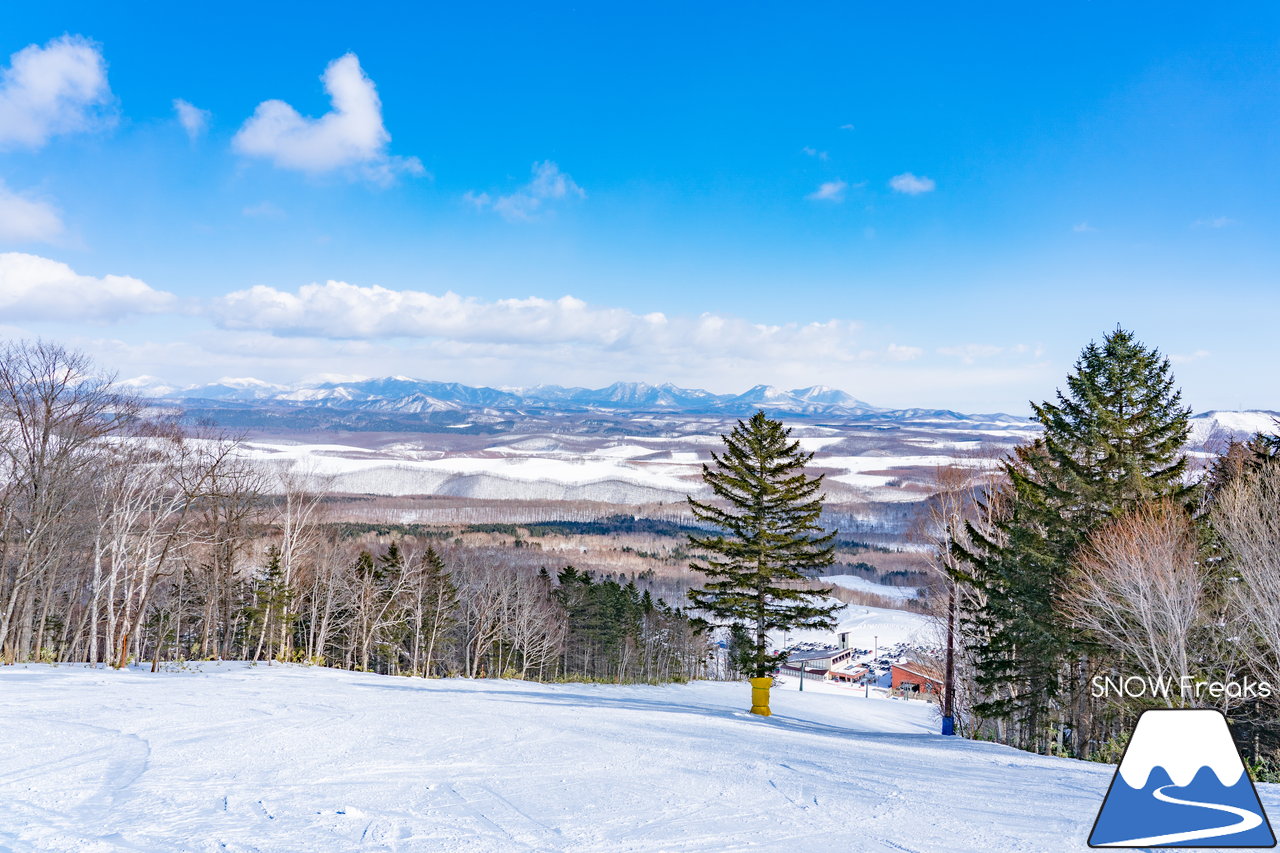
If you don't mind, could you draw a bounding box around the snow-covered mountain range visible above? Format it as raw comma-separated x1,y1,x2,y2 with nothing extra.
120,374,1278,440
119,375,1010,420
114,374,1277,514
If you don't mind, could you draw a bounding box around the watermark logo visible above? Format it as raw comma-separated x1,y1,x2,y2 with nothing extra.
1089,709,1276,848
1092,675,1273,702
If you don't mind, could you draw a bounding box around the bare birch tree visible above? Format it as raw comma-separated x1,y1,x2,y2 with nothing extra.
1064,500,1207,703
1213,463,1280,690
0,341,139,661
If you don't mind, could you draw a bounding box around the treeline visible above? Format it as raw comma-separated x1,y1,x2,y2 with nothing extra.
553,567,703,682
327,516,715,542
0,340,708,683
243,542,706,682
929,328,1280,765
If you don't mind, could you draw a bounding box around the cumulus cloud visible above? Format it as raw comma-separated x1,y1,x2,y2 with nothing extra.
885,344,924,361
0,35,112,149
468,161,585,222
18,266,1056,408
204,279,923,371
173,98,210,141
0,183,64,243
802,146,829,161
0,252,176,321
806,179,847,202
214,282,647,343
232,53,423,182
888,172,935,195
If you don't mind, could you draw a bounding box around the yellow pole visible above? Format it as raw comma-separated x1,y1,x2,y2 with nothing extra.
749,676,773,716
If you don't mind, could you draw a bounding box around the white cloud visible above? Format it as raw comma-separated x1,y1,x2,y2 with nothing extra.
0,183,64,243
1192,216,1235,229
206,280,904,370
806,179,847,202
888,172,936,195
211,282,656,344
232,53,422,182
938,344,1005,364
885,344,924,361
173,98,210,141
468,161,585,222
1073,222,1097,233
802,146,829,161
242,201,285,219
839,123,855,131
0,252,176,321
0,35,112,149
12,267,1070,410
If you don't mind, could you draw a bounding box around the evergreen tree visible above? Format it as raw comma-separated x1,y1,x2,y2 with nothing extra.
414,545,457,677
552,566,703,683
1030,326,1192,526
376,542,408,668
685,411,837,693
247,546,291,662
1205,433,1280,501
953,327,1192,754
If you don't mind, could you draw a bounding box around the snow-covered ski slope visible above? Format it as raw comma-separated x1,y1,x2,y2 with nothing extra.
3,664,1276,852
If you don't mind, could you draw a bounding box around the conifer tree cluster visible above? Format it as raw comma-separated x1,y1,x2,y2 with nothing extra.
951,328,1194,754
553,567,706,683
942,329,1280,767
232,542,709,683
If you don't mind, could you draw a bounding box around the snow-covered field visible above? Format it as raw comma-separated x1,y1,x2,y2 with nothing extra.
7,663,1269,852
231,426,1016,504
169,410,1273,507
777,602,934,652
822,575,919,601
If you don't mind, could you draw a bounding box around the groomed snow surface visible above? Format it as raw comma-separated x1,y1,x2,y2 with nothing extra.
4,664,1277,853
821,575,919,602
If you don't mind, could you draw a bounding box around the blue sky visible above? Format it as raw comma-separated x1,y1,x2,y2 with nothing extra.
0,2,1276,413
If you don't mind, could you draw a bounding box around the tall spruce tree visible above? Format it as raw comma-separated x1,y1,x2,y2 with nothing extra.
247,546,292,662
686,411,837,706
953,327,1191,754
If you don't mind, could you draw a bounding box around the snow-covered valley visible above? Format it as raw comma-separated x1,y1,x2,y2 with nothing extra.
5,663,1271,852
220,409,1272,512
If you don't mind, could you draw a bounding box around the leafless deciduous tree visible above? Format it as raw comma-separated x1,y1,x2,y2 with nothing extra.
1064,500,1206,703
0,340,709,684
915,459,1005,735
0,341,140,661
1213,463,1280,690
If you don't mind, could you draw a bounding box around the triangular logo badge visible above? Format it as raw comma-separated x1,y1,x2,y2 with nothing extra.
1089,709,1276,848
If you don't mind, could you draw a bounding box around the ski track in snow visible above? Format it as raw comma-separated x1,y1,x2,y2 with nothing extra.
2,663,1278,852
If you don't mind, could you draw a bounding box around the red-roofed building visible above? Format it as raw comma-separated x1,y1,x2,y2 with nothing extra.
890,663,943,698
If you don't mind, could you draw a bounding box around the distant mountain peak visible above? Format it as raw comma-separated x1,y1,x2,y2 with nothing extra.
736,384,789,399
212,377,284,388
118,375,182,397
123,373,1041,424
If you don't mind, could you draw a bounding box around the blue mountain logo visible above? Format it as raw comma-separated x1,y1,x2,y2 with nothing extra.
1090,709,1276,848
